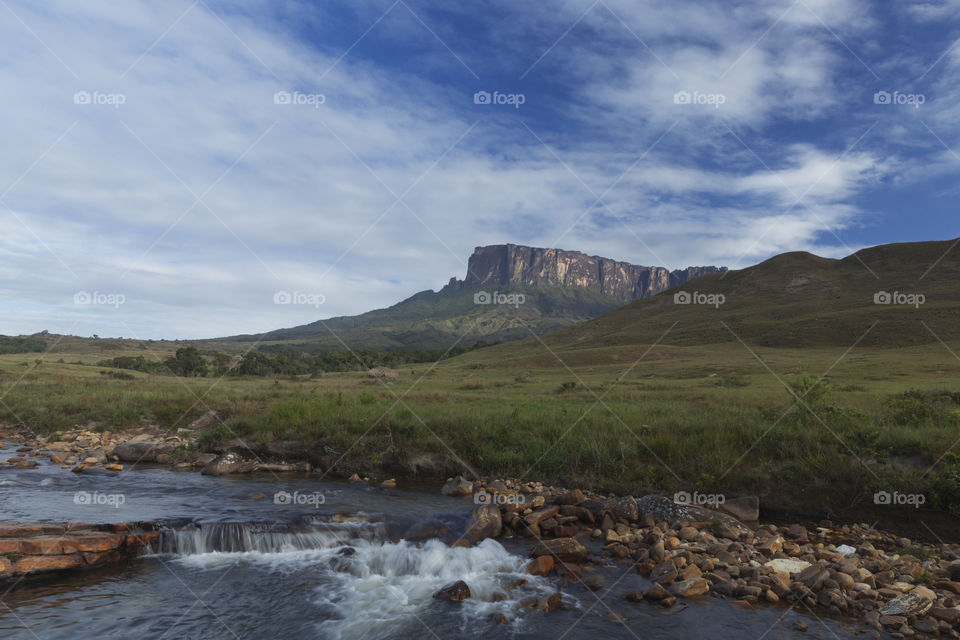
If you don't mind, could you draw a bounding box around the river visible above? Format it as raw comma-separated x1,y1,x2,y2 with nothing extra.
0,444,867,639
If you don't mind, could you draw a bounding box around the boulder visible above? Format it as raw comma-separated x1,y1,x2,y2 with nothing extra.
879,592,935,618
530,538,587,563
465,504,501,544
111,441,174,463
442,476,473,497
669,578,709,597
433,580,470,602
200,452,243,476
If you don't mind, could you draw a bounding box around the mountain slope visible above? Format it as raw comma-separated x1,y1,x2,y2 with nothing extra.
223,244,725,350
467,238,960,362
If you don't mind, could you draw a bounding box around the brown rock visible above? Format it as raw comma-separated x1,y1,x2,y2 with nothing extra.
530,538,587,563
441,476,473,497
433,580,470,602
465,504,502,544
524,505,560,527
668,578,709,597
14,554,83,573
526,555,555,577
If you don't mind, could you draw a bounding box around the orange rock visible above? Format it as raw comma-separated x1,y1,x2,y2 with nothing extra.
0,539,19,554
105,463,123,471
526,555,555,577
61,534,124,553
18,537,64,555
14,554,83,573
82,550,123,565
125,531,161,547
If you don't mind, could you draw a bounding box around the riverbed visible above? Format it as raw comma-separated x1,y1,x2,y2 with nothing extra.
0,444,868,639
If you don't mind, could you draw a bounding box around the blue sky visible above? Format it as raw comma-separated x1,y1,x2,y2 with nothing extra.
0,0,958,338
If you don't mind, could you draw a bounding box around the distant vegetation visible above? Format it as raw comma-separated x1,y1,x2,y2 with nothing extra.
0,336,46,355
96,343,499,377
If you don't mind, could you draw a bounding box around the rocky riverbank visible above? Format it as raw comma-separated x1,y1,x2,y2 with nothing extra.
4,427,960,636
443,476,960,639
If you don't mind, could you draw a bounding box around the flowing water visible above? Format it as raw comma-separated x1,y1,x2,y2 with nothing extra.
0,445,867,639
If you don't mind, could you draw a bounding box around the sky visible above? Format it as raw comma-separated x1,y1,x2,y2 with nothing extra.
0,0,958,339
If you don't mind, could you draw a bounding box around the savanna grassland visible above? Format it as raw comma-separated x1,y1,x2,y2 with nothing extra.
2,336,959,521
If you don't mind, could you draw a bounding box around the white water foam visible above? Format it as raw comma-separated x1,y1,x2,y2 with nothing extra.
168,526,556,640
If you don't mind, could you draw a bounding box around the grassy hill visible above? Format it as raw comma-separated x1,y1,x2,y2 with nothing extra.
461,239,960,368
220,284,630,351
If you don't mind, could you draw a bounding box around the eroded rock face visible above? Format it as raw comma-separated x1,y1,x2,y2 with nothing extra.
455,244,725,302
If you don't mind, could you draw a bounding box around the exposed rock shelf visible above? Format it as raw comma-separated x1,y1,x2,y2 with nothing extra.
0,522,161,581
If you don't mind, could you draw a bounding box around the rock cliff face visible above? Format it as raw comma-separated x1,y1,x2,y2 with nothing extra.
451,244,725,302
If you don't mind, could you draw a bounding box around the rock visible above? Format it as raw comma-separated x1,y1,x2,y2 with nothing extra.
879,614,907,627
554,490,585,505
537,592,562,612
719,496,759,522
602,496,638,522
200,452,243,476
625,591,644,603
442,476,473,497
105,463,123,472
433,580,470,602
879,592,934,617
757,535,783,556
530,538,588,563
12,460,37,469
465,504,501,544
911,617,938,634
931,607,960,624
526,555,554,577
793,620,807,632
82,457,99,465
764,558,812,575
797,564,830,590
366,367,398,380
111,441,174,463
380,478,397,489
835,544,857,556
524,505,560,526
645,582,669,600
668,578,709,597
651,561,678,584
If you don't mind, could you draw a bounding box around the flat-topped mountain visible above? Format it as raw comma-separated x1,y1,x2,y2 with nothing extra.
447,244,724,302
222,244,726,351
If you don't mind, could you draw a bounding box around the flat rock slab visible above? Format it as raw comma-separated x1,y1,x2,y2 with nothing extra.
0,521,161,581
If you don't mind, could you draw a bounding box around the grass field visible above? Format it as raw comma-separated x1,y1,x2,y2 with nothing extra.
3,335,960,520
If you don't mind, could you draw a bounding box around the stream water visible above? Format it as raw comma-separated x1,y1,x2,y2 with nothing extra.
0,445,868,639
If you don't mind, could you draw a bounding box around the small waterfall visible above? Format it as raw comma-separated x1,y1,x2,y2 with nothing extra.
152,520,382,555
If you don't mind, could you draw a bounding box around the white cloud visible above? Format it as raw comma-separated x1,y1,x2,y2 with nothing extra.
0,0,907,339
